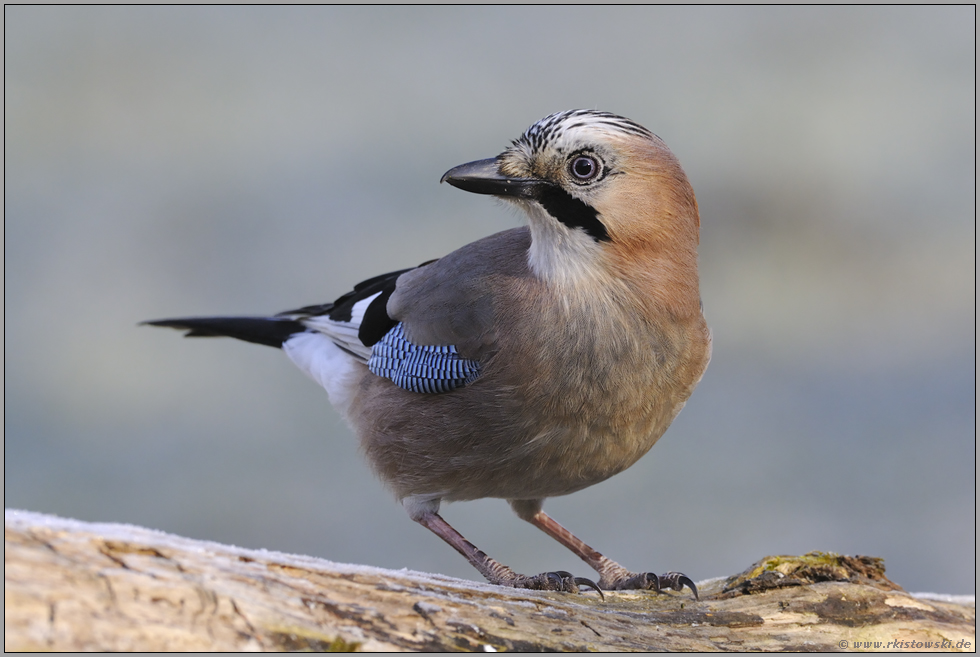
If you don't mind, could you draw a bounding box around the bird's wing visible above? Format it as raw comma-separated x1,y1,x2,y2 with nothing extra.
148,229,531,396
302,228,531,394
283,247,495,395
144,266,419,358
283,265,422,362
385,227,530,353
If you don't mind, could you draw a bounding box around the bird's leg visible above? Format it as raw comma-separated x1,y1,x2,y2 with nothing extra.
510,499,699,600
405,496,601,596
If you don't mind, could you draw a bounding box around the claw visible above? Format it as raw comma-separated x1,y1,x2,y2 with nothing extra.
526,571,604,598
605,570,698,600
547,571,571,590
613,571,661,591
659,571,699,601
573,576,605,600
639,572,661,592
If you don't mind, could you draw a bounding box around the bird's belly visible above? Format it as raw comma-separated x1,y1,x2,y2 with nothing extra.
348,348,688,502
455,420,670,502
346,289,710,502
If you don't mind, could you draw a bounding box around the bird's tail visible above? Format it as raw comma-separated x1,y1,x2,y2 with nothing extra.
142,317,307,348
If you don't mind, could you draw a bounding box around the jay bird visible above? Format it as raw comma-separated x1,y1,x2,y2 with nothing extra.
146,110,711,599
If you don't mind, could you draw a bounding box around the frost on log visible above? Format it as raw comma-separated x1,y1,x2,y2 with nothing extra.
4,510,975,652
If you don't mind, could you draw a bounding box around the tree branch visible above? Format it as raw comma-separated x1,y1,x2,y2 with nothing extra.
5,510,974,652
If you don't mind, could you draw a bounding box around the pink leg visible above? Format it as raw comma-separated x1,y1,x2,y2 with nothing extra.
413,509,602,596
510,500,698,600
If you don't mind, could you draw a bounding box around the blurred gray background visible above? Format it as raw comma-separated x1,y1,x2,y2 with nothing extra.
5,7,974,594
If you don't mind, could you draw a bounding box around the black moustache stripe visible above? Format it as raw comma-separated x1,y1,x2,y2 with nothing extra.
535,186,609,242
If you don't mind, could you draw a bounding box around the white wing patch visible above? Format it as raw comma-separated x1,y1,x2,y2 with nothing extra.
300,291,381,362
287,287,483,395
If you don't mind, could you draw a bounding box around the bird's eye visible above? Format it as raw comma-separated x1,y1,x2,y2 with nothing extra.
569,155,601,182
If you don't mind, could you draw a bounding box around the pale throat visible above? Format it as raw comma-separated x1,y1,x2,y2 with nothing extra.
523,203,613,292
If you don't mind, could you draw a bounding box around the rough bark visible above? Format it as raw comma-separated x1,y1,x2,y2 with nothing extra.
5,510,974,652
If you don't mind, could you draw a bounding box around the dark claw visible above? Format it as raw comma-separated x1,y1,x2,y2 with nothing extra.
573,576,605,600
639,572,661,591
659,571,699,601
614,571,661,591
545,571,568,590
533,571,604,599
606,570,698,600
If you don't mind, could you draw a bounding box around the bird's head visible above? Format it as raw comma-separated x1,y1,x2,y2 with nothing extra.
442,110,701,310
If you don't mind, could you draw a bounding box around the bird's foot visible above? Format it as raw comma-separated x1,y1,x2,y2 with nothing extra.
495,570,604,599
601,571,699,600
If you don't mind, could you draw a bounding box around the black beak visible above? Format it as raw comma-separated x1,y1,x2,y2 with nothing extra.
440,158,544,199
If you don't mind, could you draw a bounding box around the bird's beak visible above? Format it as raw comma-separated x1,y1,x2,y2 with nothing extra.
441,158,544,199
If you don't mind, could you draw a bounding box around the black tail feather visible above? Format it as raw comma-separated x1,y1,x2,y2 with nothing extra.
142,317,307,348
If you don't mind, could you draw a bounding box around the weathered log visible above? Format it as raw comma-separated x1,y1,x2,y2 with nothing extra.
4,510,974,652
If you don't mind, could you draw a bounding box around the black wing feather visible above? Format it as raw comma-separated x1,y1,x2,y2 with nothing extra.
277,261,437,347
146,260,437,351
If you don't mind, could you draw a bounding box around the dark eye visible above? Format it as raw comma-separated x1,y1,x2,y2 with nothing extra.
570,155,600,182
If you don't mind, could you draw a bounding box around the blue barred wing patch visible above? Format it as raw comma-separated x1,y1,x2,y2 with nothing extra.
368,323,481,394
